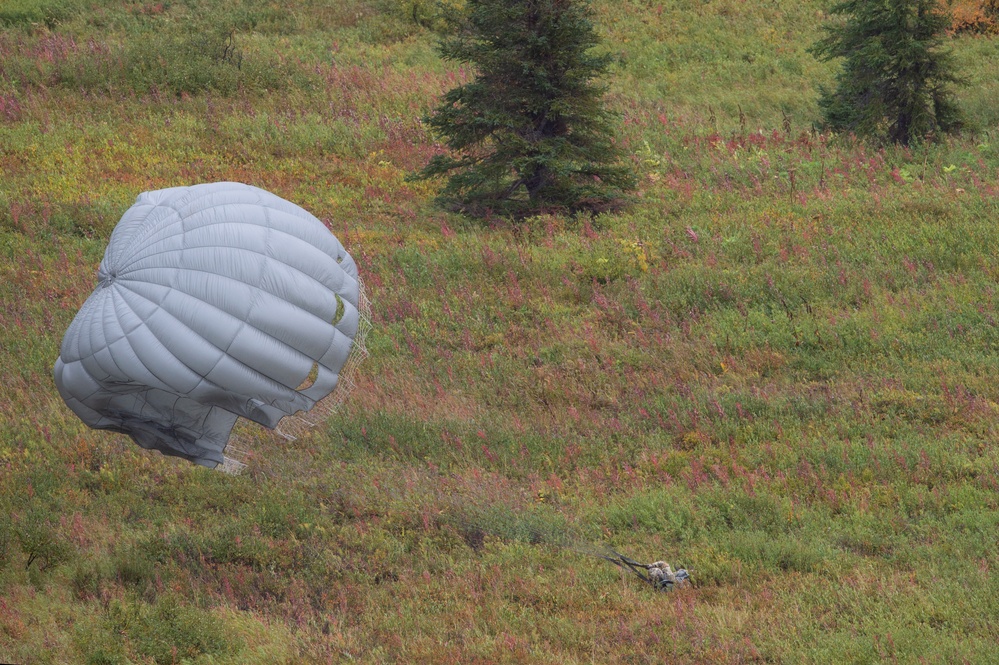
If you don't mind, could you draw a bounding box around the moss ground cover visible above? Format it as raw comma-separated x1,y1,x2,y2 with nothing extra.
2,0,998,662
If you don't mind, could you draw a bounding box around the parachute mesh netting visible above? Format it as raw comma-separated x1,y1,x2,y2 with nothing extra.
53,182,370,473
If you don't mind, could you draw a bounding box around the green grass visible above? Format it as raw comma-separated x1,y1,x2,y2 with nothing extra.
2,0,999,662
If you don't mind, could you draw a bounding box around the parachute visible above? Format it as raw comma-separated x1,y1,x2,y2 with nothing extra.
53,182,370,471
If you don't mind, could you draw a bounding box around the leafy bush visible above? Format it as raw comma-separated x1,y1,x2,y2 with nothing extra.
73,616,128,665
113,547,159,593
14,510,73,572
0,0,72,28
727,530,831,573
948,0,999,33
443,499,576,550
603,488,700,542
70,558,113,601
0,18,283,96
121,27,246,96
100,594,237,665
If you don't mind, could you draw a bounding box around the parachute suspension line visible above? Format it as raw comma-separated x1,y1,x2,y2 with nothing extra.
220,277,372,474
218,453,248,475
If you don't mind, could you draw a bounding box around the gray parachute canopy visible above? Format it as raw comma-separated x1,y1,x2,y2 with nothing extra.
54,182,367,469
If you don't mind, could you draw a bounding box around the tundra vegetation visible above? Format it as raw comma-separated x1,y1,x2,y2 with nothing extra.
1,0,999,663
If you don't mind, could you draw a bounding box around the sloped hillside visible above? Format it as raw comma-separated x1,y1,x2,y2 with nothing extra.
2,1,999,662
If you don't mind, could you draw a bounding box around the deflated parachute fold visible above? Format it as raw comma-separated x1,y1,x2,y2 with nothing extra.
54,182,370,470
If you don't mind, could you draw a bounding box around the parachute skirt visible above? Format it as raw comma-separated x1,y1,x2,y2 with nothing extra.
54,183,370,472
223,279,370,473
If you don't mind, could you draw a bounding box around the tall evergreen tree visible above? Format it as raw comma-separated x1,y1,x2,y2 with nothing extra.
412,0,635,218
810,0,963,145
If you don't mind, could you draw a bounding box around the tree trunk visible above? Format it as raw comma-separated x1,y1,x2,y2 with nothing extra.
524,164,551,202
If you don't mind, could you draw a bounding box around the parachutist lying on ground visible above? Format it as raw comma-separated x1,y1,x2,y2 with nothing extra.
593,548,692,591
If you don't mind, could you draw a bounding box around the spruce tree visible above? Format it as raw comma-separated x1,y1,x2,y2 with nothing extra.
810,0,963,145
412,0,635,218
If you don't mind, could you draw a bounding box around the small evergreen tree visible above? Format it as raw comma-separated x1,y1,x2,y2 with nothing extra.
810,0,963,145
412,0,635,218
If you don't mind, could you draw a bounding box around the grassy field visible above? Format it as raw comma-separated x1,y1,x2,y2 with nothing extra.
2,0,999,662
